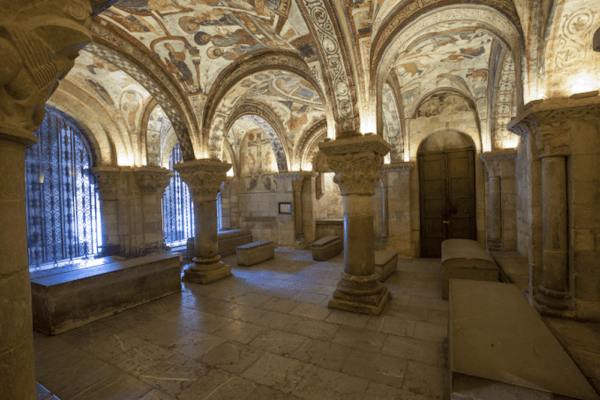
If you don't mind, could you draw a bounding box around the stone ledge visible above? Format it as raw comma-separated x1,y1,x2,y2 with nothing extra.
31,253,182,335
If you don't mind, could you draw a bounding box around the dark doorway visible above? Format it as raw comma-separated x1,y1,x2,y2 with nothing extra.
418,147,476,257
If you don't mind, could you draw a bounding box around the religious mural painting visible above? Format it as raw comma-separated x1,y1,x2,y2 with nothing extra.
382,83,403,163
98,0,317,97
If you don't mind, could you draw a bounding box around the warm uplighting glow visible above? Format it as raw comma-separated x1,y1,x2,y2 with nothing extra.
567,73,600,96
360,114,376,135
227,167,234,177
404,152,410,162
117,154,133,166
497,135,519,149
384,154,391,164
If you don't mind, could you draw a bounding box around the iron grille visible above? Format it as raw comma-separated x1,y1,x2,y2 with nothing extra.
25,107,101,267
163,143,195,245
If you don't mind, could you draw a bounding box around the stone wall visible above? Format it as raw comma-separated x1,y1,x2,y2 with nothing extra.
314,172,343,219
569,118,600,320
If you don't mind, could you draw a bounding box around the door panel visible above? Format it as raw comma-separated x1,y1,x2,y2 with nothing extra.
419,149,476,257
419,153,447,258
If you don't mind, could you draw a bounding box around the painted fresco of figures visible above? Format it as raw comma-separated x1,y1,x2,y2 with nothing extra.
156,40,202,93
121,91,142,133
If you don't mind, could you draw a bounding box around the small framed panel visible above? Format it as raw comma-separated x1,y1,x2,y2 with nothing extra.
279,202,292,214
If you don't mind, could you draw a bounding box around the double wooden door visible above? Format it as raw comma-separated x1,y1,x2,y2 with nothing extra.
418,148,476,258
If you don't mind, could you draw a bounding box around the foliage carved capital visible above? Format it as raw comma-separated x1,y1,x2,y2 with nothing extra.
319,135,390,196
133,167,174,196
534,121,571,158
174,159,232,202
0,0,93,143
92,167,122,199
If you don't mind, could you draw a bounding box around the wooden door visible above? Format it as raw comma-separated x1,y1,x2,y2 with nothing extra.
419,148,476,257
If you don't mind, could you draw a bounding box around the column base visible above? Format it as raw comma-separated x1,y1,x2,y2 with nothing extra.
295,233,306,249
377,235,389,250
533,285,571,317
182,256,232,284
487,239,503,251
328,273,391,316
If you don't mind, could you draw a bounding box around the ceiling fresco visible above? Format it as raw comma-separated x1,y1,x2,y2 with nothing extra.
390,22,496,119
210,69,325,156
97,0,317,97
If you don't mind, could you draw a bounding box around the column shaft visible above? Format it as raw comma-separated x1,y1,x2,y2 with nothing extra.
344,195,375,276
541,156,569,293
0,139,36,400
294,184,304,239
194,199,219,260
489,175,502,249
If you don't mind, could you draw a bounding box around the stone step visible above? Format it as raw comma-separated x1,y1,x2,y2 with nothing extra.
449,279,599,400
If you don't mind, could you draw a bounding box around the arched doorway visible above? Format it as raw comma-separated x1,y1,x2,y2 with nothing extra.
418,131,477,257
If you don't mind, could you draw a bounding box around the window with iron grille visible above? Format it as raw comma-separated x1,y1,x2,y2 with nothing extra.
162,143,224,246
25,107,101,269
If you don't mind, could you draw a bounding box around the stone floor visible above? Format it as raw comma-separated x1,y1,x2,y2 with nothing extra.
34,250,448,400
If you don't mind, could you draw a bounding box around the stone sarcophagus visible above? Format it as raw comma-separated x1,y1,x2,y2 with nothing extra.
310,235,343,261
236,240,275,266
31,253,182,335
375,251,398,282
441,239,499,299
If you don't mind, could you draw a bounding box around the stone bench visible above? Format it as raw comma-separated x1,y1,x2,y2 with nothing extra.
441,238,499,299
31,253,182,335
185,229,252,261
375,251,398,282
311,235,343,261
449,279,599,400
236,240,275,266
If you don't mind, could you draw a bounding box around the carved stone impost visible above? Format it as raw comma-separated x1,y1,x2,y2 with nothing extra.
480,150,516,177
508,97,600,157
0,0,94,144
133,166,174,196
274,171,316,192
379,162,414,173
92,166,123,199
174,159,231,202
319,135,390,196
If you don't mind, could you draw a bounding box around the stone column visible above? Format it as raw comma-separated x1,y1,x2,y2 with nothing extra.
319,134,391,315
175,159,232,284
481,156,503,250
0,2,95,398
93,167,123,256
534,121,571,314
133,167,173,251
378,173,390,248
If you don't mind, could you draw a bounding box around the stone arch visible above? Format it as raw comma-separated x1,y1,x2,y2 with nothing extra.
294,118,327,171
88,26,199,160
413,127,482,161
222,139,237,177
224,102,290,173
203,51,332,158
296,0,361,135
48,84,115,166
381,76,405,163
410,88,479,122
372,4,525,153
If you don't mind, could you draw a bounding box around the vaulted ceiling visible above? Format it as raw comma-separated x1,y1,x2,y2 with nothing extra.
51,0,600,168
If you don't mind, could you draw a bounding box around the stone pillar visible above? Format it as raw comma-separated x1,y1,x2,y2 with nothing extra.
319,135,391,315
480,151,518,251
93,166,172,256
292,177,306,246
0,2,96,398
175,159,232,284
133,167,173,251
378,173,390,248
93,167,123,256
534,121,571,314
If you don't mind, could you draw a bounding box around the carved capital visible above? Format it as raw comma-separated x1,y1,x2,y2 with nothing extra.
534,121,571,158
92,167,122,199
274,171,316,192
133,167,174,196
174,159,231,202
480,150,516,177
0,0,93,143
319,135,389,196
